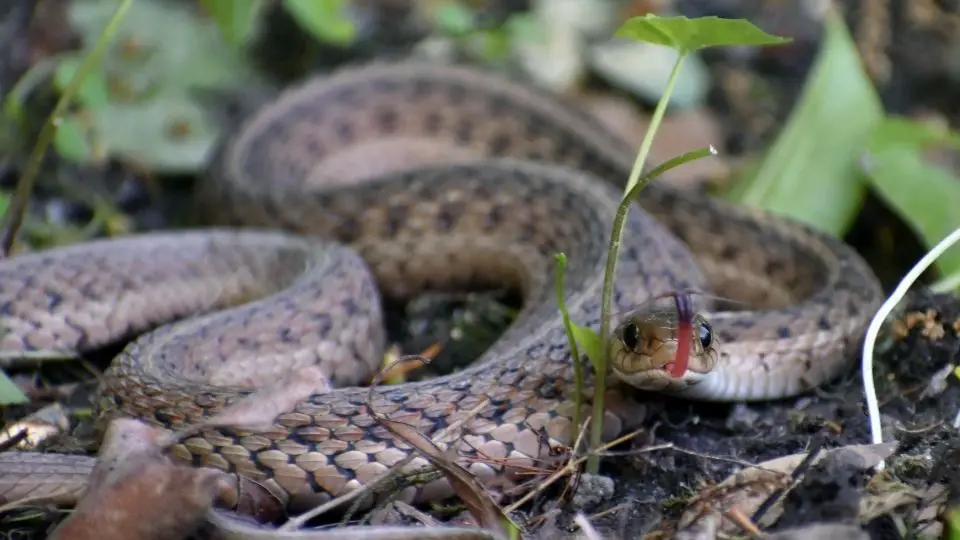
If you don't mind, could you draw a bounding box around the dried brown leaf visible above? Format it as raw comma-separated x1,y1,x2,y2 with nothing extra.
677,442,898,536
232,476,288,522
0,403,70,451
47,419,228,540
372,416,512,538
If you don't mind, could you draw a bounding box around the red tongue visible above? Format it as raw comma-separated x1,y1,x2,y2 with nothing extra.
671,320,692,377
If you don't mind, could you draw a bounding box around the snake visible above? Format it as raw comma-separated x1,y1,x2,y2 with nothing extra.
0,62,884,514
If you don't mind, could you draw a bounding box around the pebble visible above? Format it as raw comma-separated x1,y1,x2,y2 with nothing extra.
571,473,615,510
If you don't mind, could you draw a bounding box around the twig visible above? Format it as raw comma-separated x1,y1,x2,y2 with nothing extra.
750,437,823,524
584,501,631,523
503,428,643,514
279,461,416,532
0,350,79,362
0,489,75,514
724,506,765,538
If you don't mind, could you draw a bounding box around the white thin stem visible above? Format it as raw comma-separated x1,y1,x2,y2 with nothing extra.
863,227,960,470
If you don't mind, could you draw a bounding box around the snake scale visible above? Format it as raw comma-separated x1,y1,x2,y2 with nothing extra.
0,62,883,513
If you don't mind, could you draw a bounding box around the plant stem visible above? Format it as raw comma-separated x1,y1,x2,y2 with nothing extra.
623,53,688,195
0,0,134,256
553,254,584,438
587,51,689,473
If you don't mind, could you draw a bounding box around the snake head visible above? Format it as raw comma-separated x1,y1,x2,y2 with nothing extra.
608,305,720,393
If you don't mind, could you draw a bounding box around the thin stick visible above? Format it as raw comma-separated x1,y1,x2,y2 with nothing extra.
503,428,643,514
724,506,764,538
279,398,491,531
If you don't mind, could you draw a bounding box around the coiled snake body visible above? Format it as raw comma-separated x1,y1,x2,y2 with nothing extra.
0,63,883,511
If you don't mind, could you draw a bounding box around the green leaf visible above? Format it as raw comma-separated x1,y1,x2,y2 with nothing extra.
282,0,356,46
53,116,95,162
862,117,960,289
436,2,476,36
570,323,604,369
868,116,960,150
200,0,264,46
0,370,28,405
614,14,791,54
725,9,882,237
54,0,269,172
947,507,960,540
626,146,717,204
504,12,542,43
53,57,110,108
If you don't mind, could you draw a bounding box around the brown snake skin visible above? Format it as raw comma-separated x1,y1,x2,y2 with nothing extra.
0,62,884,512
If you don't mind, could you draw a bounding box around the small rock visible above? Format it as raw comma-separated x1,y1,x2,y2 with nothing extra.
725,403,762,431
571,473,615,510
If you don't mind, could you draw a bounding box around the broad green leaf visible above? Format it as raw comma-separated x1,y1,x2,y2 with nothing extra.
0,370,28,405
614,14,791,54
282,0,356,46
868,116,960,150
862,117,960,288
570,323,604,368
53,116,95,162
725,9,882,237
200,0,264,46
55,0,268,172
53,57,110,108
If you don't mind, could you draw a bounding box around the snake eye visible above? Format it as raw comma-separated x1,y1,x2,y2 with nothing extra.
621,322,640,351
698,321,713,349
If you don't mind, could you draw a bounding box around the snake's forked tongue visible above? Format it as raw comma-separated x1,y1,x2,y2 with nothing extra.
667,291,694,378
670,318,692,377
